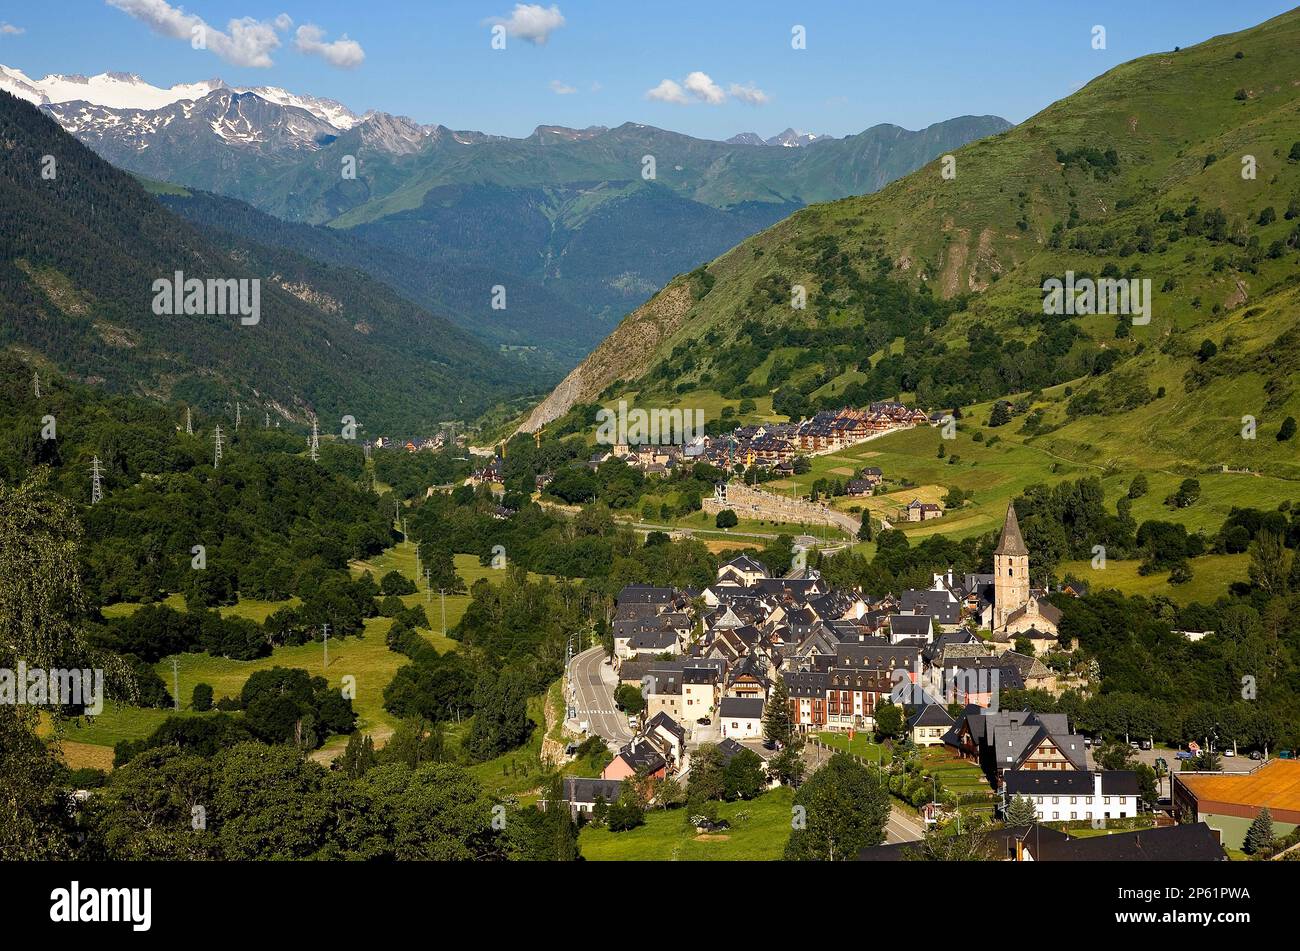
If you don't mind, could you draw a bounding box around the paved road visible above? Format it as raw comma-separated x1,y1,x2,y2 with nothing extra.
800,739,923,843
568,646,634,747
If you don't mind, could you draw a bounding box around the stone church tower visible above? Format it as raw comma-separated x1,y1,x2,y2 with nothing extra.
993,502,1030,632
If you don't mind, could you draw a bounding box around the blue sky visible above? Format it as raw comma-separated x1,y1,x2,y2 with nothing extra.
2,1,1296,138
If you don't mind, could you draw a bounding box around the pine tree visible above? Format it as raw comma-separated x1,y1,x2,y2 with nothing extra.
1005,794,1039,826
763,677,795,747
1244,807,1276,855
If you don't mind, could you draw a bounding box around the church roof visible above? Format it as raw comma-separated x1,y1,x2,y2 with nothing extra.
994,502,1029,557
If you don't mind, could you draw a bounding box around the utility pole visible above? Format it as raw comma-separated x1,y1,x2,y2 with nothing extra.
322,622,331,669
439,588,447,635
171,657,180,711
424,570,432,604
90,455,104,504
213,425,223,468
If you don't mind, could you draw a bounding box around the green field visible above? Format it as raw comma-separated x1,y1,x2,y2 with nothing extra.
67,549,533,763
579,787,795,860
1059,553,1250,605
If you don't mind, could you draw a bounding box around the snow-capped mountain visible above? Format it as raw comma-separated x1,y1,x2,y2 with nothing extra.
725,128,831,147
0,65,361,131
764,128,832,148
44,90,344,160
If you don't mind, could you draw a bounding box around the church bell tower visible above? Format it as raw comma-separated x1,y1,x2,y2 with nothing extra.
993,502,1030,631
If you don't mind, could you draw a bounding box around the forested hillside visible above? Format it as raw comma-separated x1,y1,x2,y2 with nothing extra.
0,91,536,432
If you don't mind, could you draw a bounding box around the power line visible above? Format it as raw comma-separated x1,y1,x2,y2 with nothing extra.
90,455,104,504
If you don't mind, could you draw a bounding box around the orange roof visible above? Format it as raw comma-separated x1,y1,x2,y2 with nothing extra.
1178,760,1300,812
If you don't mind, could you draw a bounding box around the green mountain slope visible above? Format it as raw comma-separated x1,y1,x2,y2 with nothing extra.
0,92,535,432
523,8,1300,486
41,101,1007,360
150,183,597,367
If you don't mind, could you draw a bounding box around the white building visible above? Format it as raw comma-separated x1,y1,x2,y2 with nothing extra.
1003,770,1140,824
718,697,764,739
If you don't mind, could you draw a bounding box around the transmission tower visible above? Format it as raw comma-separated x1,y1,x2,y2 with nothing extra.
264,411,270,429
32,371,40,398
309,418,320,462
90,455,104,504
235,401,242,430
213,425,224,468
185,406,193,436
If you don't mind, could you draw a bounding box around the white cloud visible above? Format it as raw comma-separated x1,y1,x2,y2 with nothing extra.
0,23,25,36
106,0,284,68
645,78,689,105
295,24,365,69
490,4,565,45
728,82,769,106
274,14,293,31
683,71,726,105
646,71,767,106
549,79,576,95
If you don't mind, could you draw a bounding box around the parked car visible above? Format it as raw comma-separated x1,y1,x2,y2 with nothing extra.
1129,741,1140,750
762,738,778,750
1280,750,1294,759
1175,750,1193,760
1140,739,1152,750
1249,751,1263,760
1083,737,1092,748
696,717,711,726
1223,749,1236,757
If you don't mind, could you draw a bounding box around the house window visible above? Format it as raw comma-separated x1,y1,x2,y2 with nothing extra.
1070,812,1077,820
1036,797,1043,804
1103,796,1110,805
1052,796,1059,804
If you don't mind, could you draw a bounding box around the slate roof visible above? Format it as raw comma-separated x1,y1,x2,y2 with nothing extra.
783,670,830,697
907,703,956,729
646,711,686,742
994,502,1029,557
1003,769,1140,797
716,738,749,764
562,777,624,804
888,614,934,640
618,584,675,604
629,629,679,652
719,697,764,720
901,589,960,625
1032,823,1226,861
721,555,770,577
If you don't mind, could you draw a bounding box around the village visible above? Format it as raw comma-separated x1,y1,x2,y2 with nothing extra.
559,503,1297,861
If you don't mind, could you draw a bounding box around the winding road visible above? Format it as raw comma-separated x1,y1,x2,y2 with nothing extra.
568,646,634,747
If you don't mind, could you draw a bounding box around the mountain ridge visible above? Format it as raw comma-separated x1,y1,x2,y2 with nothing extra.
517,6,1300,488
